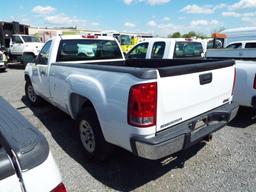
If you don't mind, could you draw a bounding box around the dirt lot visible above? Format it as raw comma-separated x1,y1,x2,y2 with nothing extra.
0,68,256,192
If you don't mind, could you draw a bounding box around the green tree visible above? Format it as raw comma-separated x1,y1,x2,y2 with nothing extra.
168,32,181,38
182,31,196,38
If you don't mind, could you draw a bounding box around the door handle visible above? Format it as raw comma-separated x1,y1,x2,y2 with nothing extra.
199,73,212,85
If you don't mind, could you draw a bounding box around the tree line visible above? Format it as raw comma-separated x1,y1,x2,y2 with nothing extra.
168,31,209,39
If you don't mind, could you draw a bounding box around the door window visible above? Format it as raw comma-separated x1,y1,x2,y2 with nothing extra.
12,36,23,44
151,42,166,59
226,43,242,49
245,43,256,48
37,40,52,65
127,43,148,59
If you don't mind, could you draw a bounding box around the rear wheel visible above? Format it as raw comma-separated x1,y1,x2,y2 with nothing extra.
25,81,43,106
77,107,112,161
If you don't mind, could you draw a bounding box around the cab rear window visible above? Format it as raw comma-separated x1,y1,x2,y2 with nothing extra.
56,39,123,62
174,42,203,58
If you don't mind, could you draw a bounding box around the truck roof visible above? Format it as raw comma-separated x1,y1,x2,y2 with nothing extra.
222,27,256,34
59,35,116,41
139,37,203,43
227,40,256,45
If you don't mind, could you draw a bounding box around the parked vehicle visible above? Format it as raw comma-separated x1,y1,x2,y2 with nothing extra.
9,34,44,65
207,49,256,107
24,35,239,161
126,38,205,59
0,51,6,72
0,21,29,52
221,27,256,47
0,97,66,192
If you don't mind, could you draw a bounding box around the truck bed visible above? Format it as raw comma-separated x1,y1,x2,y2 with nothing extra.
207,48,256,60
53,59,234,79
52,58,235,133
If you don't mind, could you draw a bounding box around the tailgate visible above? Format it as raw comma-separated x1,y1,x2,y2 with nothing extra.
156,60,235,132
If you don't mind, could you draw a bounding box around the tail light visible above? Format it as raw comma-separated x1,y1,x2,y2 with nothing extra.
253,74,256,89
51,183,67,192
128,82,157,127
232,67,236,95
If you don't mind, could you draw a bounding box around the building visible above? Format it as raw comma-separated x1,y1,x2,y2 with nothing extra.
29,26,101,42
0,21,29,49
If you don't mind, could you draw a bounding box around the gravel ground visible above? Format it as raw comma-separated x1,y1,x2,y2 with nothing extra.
0,68,256,192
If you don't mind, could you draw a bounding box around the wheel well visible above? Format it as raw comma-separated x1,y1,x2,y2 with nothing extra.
70,93,94,119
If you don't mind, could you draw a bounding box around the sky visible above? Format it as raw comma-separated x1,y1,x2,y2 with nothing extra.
1,0,256,36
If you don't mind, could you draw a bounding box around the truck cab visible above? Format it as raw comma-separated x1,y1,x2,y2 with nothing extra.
126,38,204,59
9,34,44,65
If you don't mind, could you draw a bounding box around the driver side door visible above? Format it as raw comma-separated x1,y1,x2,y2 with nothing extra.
32,40,52,99
10,36,24,55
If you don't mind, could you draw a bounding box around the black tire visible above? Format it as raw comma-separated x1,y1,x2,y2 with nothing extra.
76,107,112,161
25,81,44,106
0,68,6,72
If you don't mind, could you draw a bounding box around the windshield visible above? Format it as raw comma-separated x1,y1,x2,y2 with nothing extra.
21,36,40,43
174,41,203,58
120,35,131,46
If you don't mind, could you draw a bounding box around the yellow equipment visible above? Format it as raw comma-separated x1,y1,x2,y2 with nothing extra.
116,34,139,53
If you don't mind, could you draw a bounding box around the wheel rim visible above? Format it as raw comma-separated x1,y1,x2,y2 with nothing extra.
79,120,96,153
27,84,37,103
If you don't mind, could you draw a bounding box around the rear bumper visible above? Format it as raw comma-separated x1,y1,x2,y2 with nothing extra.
130,102,239,160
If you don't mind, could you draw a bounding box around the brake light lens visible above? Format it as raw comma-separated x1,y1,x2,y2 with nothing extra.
51,183,67,192
232,67,236,95
128,82,157,127
81,34,98,39
253,74,256,89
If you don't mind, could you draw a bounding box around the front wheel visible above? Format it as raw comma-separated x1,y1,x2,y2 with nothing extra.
77,108,113,161
25,81,43,106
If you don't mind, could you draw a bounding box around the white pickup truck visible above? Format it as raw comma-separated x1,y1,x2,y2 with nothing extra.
0,97,66,192
207,48,256,108
9,34,44,65
25,35,239,161
126,38,204,59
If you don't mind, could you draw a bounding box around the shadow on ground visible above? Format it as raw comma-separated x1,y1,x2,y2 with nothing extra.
228,107,256,128
21,96,206,191
7,63,25,70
